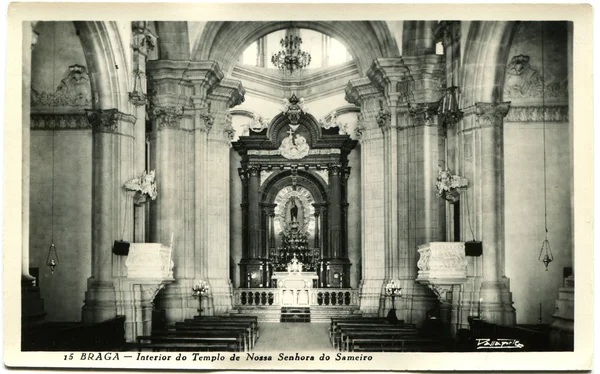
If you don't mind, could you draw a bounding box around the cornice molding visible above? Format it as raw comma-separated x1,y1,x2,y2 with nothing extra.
31,113,91,130
505,105,569,123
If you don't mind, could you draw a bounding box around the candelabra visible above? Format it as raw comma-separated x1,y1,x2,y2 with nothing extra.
384,280,402,322
385,280,402,308
192,280,210,317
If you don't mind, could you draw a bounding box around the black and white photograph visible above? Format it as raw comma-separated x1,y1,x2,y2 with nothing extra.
3,2,594,371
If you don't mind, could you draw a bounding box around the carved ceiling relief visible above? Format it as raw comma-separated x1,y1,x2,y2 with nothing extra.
503,23,568,101
31,64,92,108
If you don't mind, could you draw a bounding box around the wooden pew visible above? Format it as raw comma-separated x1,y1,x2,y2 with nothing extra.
175,321,257,345
191,316,258,332
328,318,391,343
137,335,243,352
347,336,441,352
153,329,250,351
339,329,419,351
332,322,416,348
131,342,238,352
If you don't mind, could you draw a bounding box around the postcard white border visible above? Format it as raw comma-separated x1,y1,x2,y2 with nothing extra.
3,2,594,371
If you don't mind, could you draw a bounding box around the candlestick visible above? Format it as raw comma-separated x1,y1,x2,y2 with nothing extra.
538,302,542,324
477,298,482,318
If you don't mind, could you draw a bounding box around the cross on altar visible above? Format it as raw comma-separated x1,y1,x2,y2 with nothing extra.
286,128,295,137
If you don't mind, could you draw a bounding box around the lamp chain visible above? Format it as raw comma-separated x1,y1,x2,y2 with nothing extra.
541,24,548,239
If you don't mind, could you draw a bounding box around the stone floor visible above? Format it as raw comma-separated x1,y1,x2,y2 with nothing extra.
254,322,335,352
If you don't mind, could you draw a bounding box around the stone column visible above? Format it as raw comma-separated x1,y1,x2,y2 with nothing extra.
239,165,265,288
473,102,516,325
205,79,245,313
22,22,37,286
22,21,45,323
368,57,443,325
402,21,438,56
130,22,157,242
327,164,343,259
345,77,386,315
146,59,204,323
82,109,137,323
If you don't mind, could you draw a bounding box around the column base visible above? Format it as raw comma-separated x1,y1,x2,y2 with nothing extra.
154,279,198,324
391,280,438,328
207,277,234,315
358,278,384,316
114,278,173,342
82,279,117,323
549,277,574,350
478,278,516,326
22,279,45,325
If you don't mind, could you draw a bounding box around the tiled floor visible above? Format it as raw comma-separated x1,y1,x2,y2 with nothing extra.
254,322,335,352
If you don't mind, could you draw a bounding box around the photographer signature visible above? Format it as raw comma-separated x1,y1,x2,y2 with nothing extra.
476,338,525,349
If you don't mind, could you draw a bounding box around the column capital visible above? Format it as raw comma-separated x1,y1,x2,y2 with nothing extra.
247,165,261,177
409,101,440,127
345,77,382,107
367,58,414,104
86,109,136,134
208,78,245,110
150,105,184,131
473,102,511,127
328,163,344,176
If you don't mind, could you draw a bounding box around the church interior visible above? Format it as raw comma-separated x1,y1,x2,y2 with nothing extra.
20,19,575,353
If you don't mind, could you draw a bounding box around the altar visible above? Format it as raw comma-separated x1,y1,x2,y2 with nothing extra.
272,271,319,306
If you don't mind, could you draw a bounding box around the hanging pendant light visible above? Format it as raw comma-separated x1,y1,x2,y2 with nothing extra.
46,243,59,274
271,27,311,74
538,23,554,271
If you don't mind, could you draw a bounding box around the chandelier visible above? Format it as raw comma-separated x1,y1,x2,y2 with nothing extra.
271,33,311,74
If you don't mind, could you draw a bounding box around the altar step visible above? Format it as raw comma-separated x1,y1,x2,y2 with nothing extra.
230,306,281,322
230,305,359,323
310,306,361,322
281,307,311,323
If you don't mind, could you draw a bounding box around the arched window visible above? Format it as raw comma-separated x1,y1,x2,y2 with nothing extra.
239,28,352,69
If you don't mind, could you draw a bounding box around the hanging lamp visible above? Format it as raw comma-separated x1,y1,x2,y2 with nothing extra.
45,23,59,274
538,23,554,271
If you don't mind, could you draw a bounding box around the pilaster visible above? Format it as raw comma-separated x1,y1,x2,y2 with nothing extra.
345,78,386,315
367,56,445,326
82,108,137,323
146,60,222,322
460,102,516,326
203,78,245,314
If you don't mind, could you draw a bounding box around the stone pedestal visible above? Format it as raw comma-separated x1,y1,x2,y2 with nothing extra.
115,243,174,342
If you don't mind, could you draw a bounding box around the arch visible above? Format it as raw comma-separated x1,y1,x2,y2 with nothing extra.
262,170,328,205
192,21,400,77
267,111,322,147
461,21,519,106
74,21,130,110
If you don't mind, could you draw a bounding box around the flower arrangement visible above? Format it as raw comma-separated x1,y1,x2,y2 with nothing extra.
124,170,158,205
192,280,210,298
435,166,468,203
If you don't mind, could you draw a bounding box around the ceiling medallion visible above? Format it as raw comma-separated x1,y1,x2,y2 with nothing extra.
271,31,312,74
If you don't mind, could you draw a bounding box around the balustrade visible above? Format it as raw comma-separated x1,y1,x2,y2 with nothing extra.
233,288,358,307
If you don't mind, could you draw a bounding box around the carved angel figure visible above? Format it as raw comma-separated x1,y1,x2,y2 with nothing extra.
435,166,468,203
124,170,158,205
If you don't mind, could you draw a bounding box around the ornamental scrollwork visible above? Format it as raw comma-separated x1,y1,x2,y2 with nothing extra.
31,64,92,108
